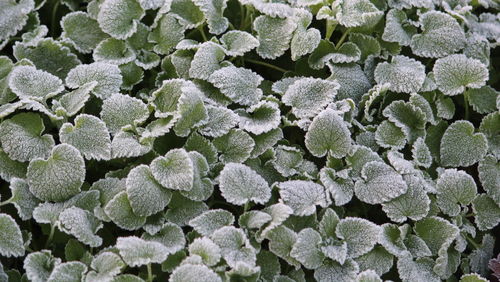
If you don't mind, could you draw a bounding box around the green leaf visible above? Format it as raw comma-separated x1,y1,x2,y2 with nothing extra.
198,105,238,138
24,251,61,282
60,114,112,160
220,31,259,56
480,112,500,158
101,93,149,134
116,236,168,266
58,207,103,247
213,129,255,163
149,79,187,118
335,0,383,27
61,11,109,54
382,9,417,46
320,168,354,206
219,162,271,205
8,65,63,100
170,264,222,282
253,15,297,59
433,54,488,96
189,42,225,80
290,228,325,269
104,191,146,230
93,38,136,65
53,82,97,117
188,209,234,236
111,130,153,159
211,226,256,267
357,270,382,282
466,86,499,114
460,274,488,282
27,144,85,202
397,253,440,282
97,0,145,39
209,66,263,106
0,213,24,257
412,137,433,168
151,148,194,191
192,0,228,34
271,145,303,177
237,101,281,135
188,237,221,266
66,62,122,100
172,83,208,137
169,0,205,28
374,55,425,93
440,120,488,167
142,222,186,254
277,180,330,216
0,0,35,42
410,11,466,58
283,78,339,119
382,100,426,143
7,178,40,220
314,259,359,282
291,11,321,61
355,246,393,276
436,169,477,216
87,252,125,281
305,109,351,158
375,120,407,150
336,217,380,258
478,155,500,206
414,217,459,255
149,13,185,55
472,194,500,231
0,112,54,162
326,63,371,103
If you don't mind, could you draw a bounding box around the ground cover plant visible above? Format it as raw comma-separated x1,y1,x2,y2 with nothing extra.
0,0,499,281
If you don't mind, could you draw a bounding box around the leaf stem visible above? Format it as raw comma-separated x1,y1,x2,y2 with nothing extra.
325,20,337,41
0,198,12,207
463,92,470,120
245,58,288,73
335,28,351,49
45,224,56,248
243,202,250,213
198,26,208,42
146,263,153,282
51,0,60,38
465,235,480,249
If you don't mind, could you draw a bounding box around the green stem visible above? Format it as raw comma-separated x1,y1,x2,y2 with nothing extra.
335,28,351,49
245,58,288,73
464,93,470,120
51,0,60,38
147,263,153,282
239,3,246,29
198,26,208,42
243,202,250,213
465,235,480,249
45,224,56,249
0,198,12,207
325,21,337,41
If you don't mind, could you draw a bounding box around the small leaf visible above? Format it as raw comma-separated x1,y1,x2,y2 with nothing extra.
53,82,97,117
213,129,255,163
0,0,35,42
97,0,145,39
66,62,122,99
24,250,61,282
111,130,153,159
327,63,371,102
142,222,186,254
0,213,24,257
336,217,380,258
305,109,351,158
320,168,354,206
219,162,271,205
440,120,488,167
172,83,208,137
382,9,417,46
374,55,425,93
382,100,426,143
101,93,149,135
58,207,103,247
189,209,235,236
238,101,281,135
209,66,263,106
397,253,440,282
9,65,64,101
192,0,228,34
414,217,459,255
61,11,109,53
478,155,500,206
93,38,136,65
27,144,85,202
198,105,238,138
188,237,221,266
220,31,259,56
277,180,330,216
170,264,222,282
117,236,168,266
412,137,433,168
150,148,194,191
472,194,500,231
169,0,205,28
480,112,500,158
355,246,394,276
314,259,359,282
466,86,499,114
436,169,477,216
104,191,146,231
283,78,339,119
253,15,297,59
290,228,325,269
375,120,407,150
7,178,40,220
148,13,185,55
211,226,256,267
88,252,125,281
335,0,383,28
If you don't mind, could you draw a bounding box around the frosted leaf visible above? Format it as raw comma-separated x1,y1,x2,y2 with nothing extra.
93,38,136,65
53,82,96,117
97,0,145,39
467,86,499,114
436,169,477,216
472,194,500,231
336,217,380,258
335,0,383,27
243,0,295,18
320,167,354,206
184,132,218,164
209,66,263,106
101,93,149,135
189,42,225,80
375,120,407,150
346,146,383,179
318,209,340,242
265,225,300,268
382,100,426,143
258,203,293,239
357,270,382,282
0,0,35,42
433,54,488,96
0,112,54,162
270,145,303,177
219,163,271,205
378,223,407,256
192,0,228,34
249,128,282,159
290,228,325,269
6,178,39,220
239,210,272,229
414,217,459,255
104,191,146,230
213,129,255,163
480,112,500,158
151,148,194,191
111,130,153,158
149,79,186,118
277,180,330,216
148,13,185,55
126,165,171,217
58,207,103,247
172,83,208,137
27,144,85,202
478,155,500,206
0,213,24,257
8,65,63,100
169,264,222,282
198,105,238,138
440,120,488,167
404,234,431,258
60,114,112,161
355,246,393,276
24,250,61,282
87,252,125,281
253,15,297,59
66,62,122,99
220,31,259,56
382,175,430,223
436,95,455,119
211,226,256,267
314,259,359,282
291,15,321,61
326,63,371,103
142,222,186,254
238,101,281,135
305,109,351,157
283,78,339,119
117,236,168,266
397,253,440,282
188,237,221,266
411,138,433,168
169,0,205,28
189,209,234,236
410,11,466,58
387,151,417,175
460,274,488,282
179,152,212,201
354,161,407,205
408,96,435,124
382,9,417,46
61,12,109,53
374,56,425,94
320,239,347,265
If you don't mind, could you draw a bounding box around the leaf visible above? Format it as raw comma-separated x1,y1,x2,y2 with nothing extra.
375,120,407,150
357,270,382,282
219,162,271,205
149,13,185,55
213,129,255,163
188,237,221,266
469,234,494,277
290,228,325,269
188,209,234,236
27,144,85,202
277,180,330,216
305,109,351,158
198,105,238,138
354,161,407,205
466,86,499,114
436,169,477,216
237,101,281,135
460,274,488,282
58,207,103,247
208,66,263,106
192,0,228,34
0,112,54,162
24,251,61,282
336,217,380,258
253,15,297,59
151,148,194,191
189,42,225,80
8,65,63,100
433,54,488,96
60,114,112,161
211,226,256,267
0,213,24,257
355,246,394,276
283,78,339,119
270,145,303,177
265,225,300,268
412,137,433,168
170,264,222,282
101,93,149,134
440,120,488,167
480,112,500,158
111,130,153,159
117,236,168,266
66,62,122,99
382,9,417,46
87,252,125,281
314,259,359,282
126,165,172,217
220,31,259,56
0,0,35,42
410,11,466,58
97,0,145,39
478,155,500,206
327,63,371,103
169,0,205,28
7,178,39,220
142,222,186,254
172,83,208,137
335,0,383,28
53,82,97,117
382,100,426,143
320,168,354,206
397,253,440,282
374,55,425,93
291,11,321,61
472,194,500,231
414,217,459,255
61,11,109,53
104,191,146,230
93,38,136,65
